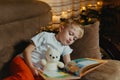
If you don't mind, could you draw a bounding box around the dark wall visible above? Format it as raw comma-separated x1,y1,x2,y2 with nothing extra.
99,4,120,43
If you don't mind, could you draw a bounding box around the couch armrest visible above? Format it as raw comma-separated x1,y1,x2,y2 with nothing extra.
84,60,120,80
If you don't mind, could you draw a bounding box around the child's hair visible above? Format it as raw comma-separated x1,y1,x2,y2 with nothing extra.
61,19,84,38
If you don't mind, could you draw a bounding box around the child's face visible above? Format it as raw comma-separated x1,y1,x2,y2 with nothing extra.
58,25,81,46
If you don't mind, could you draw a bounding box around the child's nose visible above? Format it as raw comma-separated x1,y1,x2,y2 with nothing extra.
69,37,73,41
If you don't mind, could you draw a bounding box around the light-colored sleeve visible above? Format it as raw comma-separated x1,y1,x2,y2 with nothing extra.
31,32,46,47
62,46,73,56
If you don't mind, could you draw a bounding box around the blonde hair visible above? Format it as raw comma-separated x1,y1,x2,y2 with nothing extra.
61,19,84,38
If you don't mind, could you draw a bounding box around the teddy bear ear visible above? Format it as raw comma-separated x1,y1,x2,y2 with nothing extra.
46,47,51,53
46,45,51,50
46,45,60,55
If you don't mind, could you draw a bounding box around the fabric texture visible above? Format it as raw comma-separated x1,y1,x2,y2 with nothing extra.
84,60,120,80
0,1,51,24
3,56,43,80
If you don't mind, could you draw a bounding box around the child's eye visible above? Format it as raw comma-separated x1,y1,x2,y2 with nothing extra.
69,32,73,36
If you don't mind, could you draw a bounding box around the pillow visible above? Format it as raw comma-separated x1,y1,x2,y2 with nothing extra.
70,21,101,59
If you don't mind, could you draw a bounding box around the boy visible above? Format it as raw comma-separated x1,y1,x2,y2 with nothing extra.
4,20,84,80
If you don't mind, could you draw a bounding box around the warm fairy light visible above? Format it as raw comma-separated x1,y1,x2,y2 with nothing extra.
81,6,86,10
61,11,68,19
88,4,92,7
52,15,61,23
88,18,92,22
97,1,103,6
67,9,72,18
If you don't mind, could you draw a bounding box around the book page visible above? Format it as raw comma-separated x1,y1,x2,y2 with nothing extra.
76,59,99,68
43,70,69,78
65,58,107,77
39,70,81,80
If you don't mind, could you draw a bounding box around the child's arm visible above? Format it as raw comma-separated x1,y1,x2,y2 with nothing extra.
23,42,39,76
63,54,71,64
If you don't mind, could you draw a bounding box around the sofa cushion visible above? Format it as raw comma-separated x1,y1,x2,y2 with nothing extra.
71,21,101,59
0,1,51,24
0,46,14,68
84,60,120,80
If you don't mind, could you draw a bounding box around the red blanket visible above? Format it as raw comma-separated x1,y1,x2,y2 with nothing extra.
3,56,43,80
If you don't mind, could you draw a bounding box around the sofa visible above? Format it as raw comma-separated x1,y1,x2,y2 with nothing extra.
0,0,52,79
0,0,120,80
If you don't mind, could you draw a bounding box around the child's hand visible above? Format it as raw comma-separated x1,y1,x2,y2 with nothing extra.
30,66,39,76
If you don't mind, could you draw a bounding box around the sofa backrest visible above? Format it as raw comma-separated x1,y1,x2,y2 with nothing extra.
0,1,51,25
0,1,52,73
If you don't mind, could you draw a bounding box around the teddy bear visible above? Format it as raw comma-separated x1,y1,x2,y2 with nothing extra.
41,47,64,71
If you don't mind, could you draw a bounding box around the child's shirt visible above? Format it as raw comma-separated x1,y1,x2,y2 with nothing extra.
20,32,73,69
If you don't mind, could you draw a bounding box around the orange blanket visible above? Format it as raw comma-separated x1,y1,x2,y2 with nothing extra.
3,56,43,80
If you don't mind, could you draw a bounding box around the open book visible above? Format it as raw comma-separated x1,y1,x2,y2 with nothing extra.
38,58,108,80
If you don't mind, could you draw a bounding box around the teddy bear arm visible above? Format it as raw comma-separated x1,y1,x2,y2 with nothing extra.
57,62,64,68
41,59,47,66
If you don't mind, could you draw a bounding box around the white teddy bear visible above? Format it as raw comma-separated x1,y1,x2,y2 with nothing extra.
41,47,64,71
